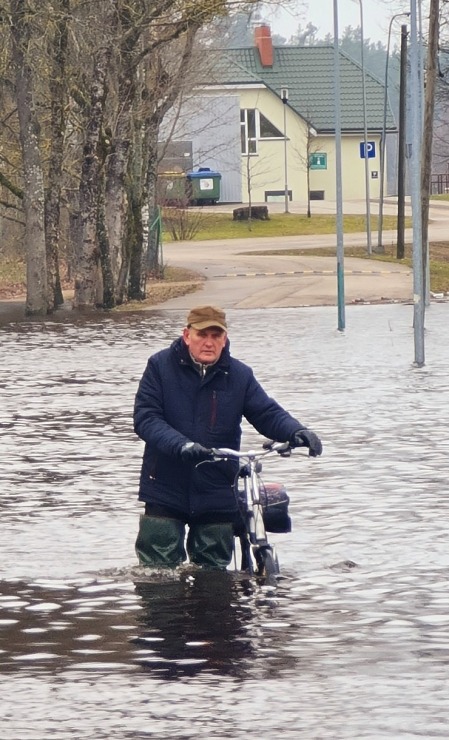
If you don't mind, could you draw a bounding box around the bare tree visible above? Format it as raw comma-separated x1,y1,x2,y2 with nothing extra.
45,0,70,310
10,0,48,315
421,0,440,294
2,0,287,313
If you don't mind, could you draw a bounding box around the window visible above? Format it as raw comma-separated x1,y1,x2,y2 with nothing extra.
240,109,284,155
240,109,257,155
259,113,283,139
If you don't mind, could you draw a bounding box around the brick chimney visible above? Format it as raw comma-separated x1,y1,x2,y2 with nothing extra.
254,24,273,67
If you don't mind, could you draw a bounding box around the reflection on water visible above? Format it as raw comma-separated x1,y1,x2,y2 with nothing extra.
0,571,275,679
1,305,449,738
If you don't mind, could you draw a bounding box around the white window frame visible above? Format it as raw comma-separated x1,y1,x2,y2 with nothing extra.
240,108,284,156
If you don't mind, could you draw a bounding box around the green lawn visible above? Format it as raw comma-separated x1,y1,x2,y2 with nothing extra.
161,211,405,242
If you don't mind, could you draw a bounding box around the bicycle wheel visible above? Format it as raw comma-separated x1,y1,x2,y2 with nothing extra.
254,545,280,579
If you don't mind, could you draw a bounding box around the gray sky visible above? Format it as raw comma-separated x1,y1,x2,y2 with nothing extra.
266,0,409,46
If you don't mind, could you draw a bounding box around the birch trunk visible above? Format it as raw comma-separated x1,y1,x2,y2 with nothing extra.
74,46,111,309
45,0,69,310
104,4,139,303
11,0,48,315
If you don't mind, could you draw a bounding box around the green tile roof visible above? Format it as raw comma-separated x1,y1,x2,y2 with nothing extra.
205,45,396,134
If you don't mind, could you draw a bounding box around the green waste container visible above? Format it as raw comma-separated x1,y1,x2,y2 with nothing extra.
158,173,188,204
187,168,221,205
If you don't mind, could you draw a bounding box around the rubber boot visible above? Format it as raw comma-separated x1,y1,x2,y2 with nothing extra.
187,522,234,570
135,515,186,568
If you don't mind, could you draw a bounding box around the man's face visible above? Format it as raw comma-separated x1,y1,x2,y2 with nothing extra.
183,326,227,364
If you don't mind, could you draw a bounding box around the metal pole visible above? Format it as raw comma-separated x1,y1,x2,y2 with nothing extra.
378,13,410,252
409,0,425,366
397,24,408,260
333,0,345,331
418,0,431,306
357,0,372,255
281,88,289,213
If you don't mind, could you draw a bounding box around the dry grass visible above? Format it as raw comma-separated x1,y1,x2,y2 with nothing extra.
116,266,204,310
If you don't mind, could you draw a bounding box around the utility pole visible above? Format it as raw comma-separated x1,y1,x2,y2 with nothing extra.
397,24,408,259
357,0,372,255
410,0,425,367
421,0,440,294
333,0,345,331
379,12,409,254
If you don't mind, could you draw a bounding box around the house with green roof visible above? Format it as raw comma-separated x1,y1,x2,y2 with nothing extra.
160,24,396,205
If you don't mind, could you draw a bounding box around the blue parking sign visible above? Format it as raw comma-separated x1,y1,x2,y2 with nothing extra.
360,141,376,158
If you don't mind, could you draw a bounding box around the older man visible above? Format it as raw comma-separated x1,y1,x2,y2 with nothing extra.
134,305,322,569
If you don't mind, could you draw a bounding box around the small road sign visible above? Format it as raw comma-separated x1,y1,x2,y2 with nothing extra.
360,141,376,158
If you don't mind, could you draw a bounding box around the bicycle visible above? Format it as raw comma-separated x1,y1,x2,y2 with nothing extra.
209,440,304,581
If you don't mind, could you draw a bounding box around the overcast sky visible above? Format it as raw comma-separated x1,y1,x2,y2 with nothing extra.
266,0,410,47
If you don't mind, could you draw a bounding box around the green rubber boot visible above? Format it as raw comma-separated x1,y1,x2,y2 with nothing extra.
135,515,186,568
187,522,234,570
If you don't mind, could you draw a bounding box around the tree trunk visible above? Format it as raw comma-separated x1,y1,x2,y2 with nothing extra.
105,131,130,303
45,0,69,310
127,113,146,300
74,45,111,309
97,183,115,309
11,0,48,316
144,122,161,278
421,0,439,290
104,3,140,303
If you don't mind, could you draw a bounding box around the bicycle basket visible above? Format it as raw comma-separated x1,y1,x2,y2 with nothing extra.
237,482,291,533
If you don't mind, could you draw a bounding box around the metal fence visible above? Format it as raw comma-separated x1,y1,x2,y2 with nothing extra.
431,174,449,195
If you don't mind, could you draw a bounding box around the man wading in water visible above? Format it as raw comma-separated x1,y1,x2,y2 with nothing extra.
134,305,322,569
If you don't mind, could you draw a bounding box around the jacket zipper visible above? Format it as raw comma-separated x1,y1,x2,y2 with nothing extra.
210,390,217,429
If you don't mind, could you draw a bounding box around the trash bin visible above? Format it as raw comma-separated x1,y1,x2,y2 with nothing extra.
186,167,221,205
158,172,188,204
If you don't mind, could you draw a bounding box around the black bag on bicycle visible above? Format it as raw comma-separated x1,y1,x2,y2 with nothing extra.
237,482,291,534
260,482,291,533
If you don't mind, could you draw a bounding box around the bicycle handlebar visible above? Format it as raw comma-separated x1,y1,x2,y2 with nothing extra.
210,440,298,461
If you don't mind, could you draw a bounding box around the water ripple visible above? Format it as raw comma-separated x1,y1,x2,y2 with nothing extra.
1,305,449,737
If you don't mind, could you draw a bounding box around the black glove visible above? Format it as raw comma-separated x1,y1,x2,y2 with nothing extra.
180,441,213,463
291,429,323,457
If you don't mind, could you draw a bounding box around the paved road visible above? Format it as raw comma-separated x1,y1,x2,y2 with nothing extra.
149,197,449,311
2,198,448,319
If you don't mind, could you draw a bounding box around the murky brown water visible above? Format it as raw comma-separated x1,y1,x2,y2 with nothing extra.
1,304,449,738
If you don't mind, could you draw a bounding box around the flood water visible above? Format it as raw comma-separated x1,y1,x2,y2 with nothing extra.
1,303,449,739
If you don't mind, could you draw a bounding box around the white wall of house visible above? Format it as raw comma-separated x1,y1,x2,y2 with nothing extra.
163,87,384,204
160,95,242,202
239,88,309,203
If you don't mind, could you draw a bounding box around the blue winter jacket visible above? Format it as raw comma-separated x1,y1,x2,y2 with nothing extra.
134,337,303,519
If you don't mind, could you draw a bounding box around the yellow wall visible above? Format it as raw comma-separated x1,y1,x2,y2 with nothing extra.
239,88,309,203
309,135,382,201
238,88,383,203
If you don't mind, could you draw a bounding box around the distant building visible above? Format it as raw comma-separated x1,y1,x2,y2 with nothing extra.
160,25,396,204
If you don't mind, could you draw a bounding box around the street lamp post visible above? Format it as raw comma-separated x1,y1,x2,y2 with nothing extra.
281,87,289,213
353,0,372,254
378,12,410,252
409,0,425,366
